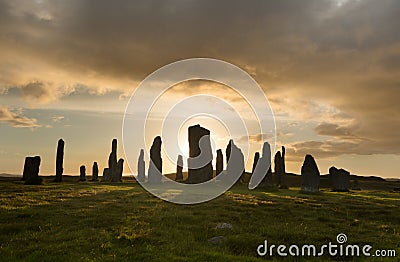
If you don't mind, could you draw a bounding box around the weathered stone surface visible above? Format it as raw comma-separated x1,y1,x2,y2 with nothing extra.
252,152,260,174
137,149,145,182
255,142,273,187
148,136,162,183
115,158,124,182
54,139,64,182
216,149,223,177
225,140,244,182
91,162,99,181
23,156,42,185
187,125,213,183
79,165,86,181
215,223,233,229
208,236,227,245
301,154,320,192
101,168,110,182
175,155,183,181
329,166,350,192
108,139,118,182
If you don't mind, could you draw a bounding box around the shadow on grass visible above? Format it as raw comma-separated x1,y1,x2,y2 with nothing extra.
0,180,399,261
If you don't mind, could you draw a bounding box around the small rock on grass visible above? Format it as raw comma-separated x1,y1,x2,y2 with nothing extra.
208,236,227,245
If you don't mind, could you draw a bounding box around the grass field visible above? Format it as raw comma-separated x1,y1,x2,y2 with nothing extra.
0,176,399,261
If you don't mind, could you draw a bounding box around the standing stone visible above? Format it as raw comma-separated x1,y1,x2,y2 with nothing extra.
225,140,232,165
54,139,64,182
137,149,145,182
108,139,118,182
91,162,99,181
301,154,320,192
225,139,245,182
176,155,183,181
23,156,42,185
252,152,260,174
329,166,350,192
148,136,162,183
115,158,124,182
216,149,223,177
79,165,86,181
274,151,283,185
101,168,110,182
255,142,273,187
187,125,213,183
280,146,288,189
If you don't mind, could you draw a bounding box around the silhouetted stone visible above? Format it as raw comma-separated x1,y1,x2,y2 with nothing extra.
352,179,361,190
101,168,110,182
187,125,213,183
225,139,244,182
275,146,288,189
255,142,273,187
280,146,288,189
91,162,99,181
115,158,124,182
226,140,232,165
148,136,162,183
274,151,283,185
216,149,223,177
176,155,183,181
79,165,86,181
301,154,320,192
23,156,42,185
54,139,64,182
329,166,350,192
252,152,260,174
137,149,145,182
108,139,118,182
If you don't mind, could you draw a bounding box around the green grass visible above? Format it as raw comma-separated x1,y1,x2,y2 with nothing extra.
0,178,399,261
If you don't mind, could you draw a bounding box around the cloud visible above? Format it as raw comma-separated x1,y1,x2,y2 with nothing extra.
0,106,40,128
0,0,399,157
314,122,359,140
51,116,65,122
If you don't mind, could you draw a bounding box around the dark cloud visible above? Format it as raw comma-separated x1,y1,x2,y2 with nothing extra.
314,122,359,139
0,0,399,156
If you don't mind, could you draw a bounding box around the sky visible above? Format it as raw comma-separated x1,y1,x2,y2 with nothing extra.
0,0,399,178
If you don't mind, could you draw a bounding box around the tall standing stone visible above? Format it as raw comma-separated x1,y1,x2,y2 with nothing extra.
255,142,273,187
301,154,320,192
91,162,99,181
280,146,287,188
115,158,124,182
252,152,260,174
148,136,162,183
54,139,64,182
225,139,244,182
274,151,283,185
329,166,350,192
23,156,42,185
187,125,213,183
79,165,86,181
108,139,118,182
137,149,145,182
216,149,223,177
176,155,183,181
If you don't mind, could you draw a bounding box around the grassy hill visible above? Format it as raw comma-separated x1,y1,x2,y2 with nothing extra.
0,176,399,261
